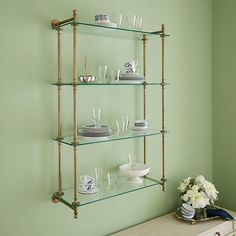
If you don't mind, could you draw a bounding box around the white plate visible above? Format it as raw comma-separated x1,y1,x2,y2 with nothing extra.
78,128,113,138
132,126,148,131
95,22,117,28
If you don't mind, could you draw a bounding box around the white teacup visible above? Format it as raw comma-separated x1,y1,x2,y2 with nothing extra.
124,60,138,68
80,174,92,185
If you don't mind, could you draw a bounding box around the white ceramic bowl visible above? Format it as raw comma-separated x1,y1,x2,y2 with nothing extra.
119,163,150,183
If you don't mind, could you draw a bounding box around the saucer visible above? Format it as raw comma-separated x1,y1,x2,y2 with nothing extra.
78,187,98,195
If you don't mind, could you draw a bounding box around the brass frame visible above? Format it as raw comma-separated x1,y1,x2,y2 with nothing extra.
51,10,80,219
51,10,168,218
161,24,167,191
142,34,147,164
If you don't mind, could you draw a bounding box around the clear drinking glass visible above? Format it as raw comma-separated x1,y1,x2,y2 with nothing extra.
95,167,103,185
113,14,123,27
110,69,120,83
98,65,108,83
107,172,116,188
126,15,136,28
135,17,143,30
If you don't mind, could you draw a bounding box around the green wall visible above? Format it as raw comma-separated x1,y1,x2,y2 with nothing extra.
213,0,236,210
0,0,212,235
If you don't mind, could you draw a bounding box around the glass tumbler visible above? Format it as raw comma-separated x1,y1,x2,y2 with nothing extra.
107,172,116,188
98,65,108,83
95,167,103,186
126,15,136,28
110,69,121,83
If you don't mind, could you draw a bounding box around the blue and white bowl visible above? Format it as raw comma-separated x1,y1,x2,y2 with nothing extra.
181,203,195,219
95,14,111,23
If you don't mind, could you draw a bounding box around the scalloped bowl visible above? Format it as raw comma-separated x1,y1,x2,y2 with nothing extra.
119,163,150,183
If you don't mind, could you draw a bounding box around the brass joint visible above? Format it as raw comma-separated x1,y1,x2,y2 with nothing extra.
160,33,167,38
160,82,166,86
56,137,64,141
71,201,80,208
52,191,64,203
73,9,77,21
160,130,167,134
142,36,148,42
161,178,167,192
71,141,79,146
72,201,80,219
51,19,60,29
161,177,167,182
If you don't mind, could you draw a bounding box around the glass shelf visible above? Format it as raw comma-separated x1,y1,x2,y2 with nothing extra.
58,21,168,38
52,82,170,86
53,129,161,146
57,175,162,208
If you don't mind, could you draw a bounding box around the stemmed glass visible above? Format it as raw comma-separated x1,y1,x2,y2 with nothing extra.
92,108,101,128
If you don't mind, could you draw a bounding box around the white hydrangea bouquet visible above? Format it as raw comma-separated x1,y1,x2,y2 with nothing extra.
178,175,219,209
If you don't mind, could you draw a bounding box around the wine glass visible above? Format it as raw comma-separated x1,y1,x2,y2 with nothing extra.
92,108,102,127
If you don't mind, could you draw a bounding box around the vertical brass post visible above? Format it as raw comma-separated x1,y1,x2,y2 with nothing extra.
142,34,148,164
71,9,79,219
52,26,64,203
57,27,63,196
161,24,167,191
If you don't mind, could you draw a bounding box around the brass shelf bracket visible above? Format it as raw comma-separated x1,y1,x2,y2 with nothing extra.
52,191,64,203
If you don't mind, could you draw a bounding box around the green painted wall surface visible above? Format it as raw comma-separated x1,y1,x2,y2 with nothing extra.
213,0,236,210
0,0,212,235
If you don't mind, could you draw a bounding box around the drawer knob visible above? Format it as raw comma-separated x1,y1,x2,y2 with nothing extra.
215,232,221,236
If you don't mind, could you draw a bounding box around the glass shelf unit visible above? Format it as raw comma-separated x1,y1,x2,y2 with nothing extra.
54,129,161,147
51,10,168,218
52,82,170,86
58,176,162,208
56,21,170,39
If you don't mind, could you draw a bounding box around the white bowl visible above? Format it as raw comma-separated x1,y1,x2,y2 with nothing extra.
119,163,150,183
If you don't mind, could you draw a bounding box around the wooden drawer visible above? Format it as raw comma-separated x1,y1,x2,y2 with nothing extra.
198,221,234,236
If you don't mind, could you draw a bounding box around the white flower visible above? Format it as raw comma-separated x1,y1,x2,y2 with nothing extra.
191,185,199,192
203,181,219,200
178,175,219,209
189,192,207,208
178,182,187,193
182,194,189,202
195,175,206,188
186,189,195,198
183,177,191,186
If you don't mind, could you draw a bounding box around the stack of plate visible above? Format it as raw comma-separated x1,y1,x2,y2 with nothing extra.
132,120,149,131
181,203,195,219
78,124,111,137
118,73,144,84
